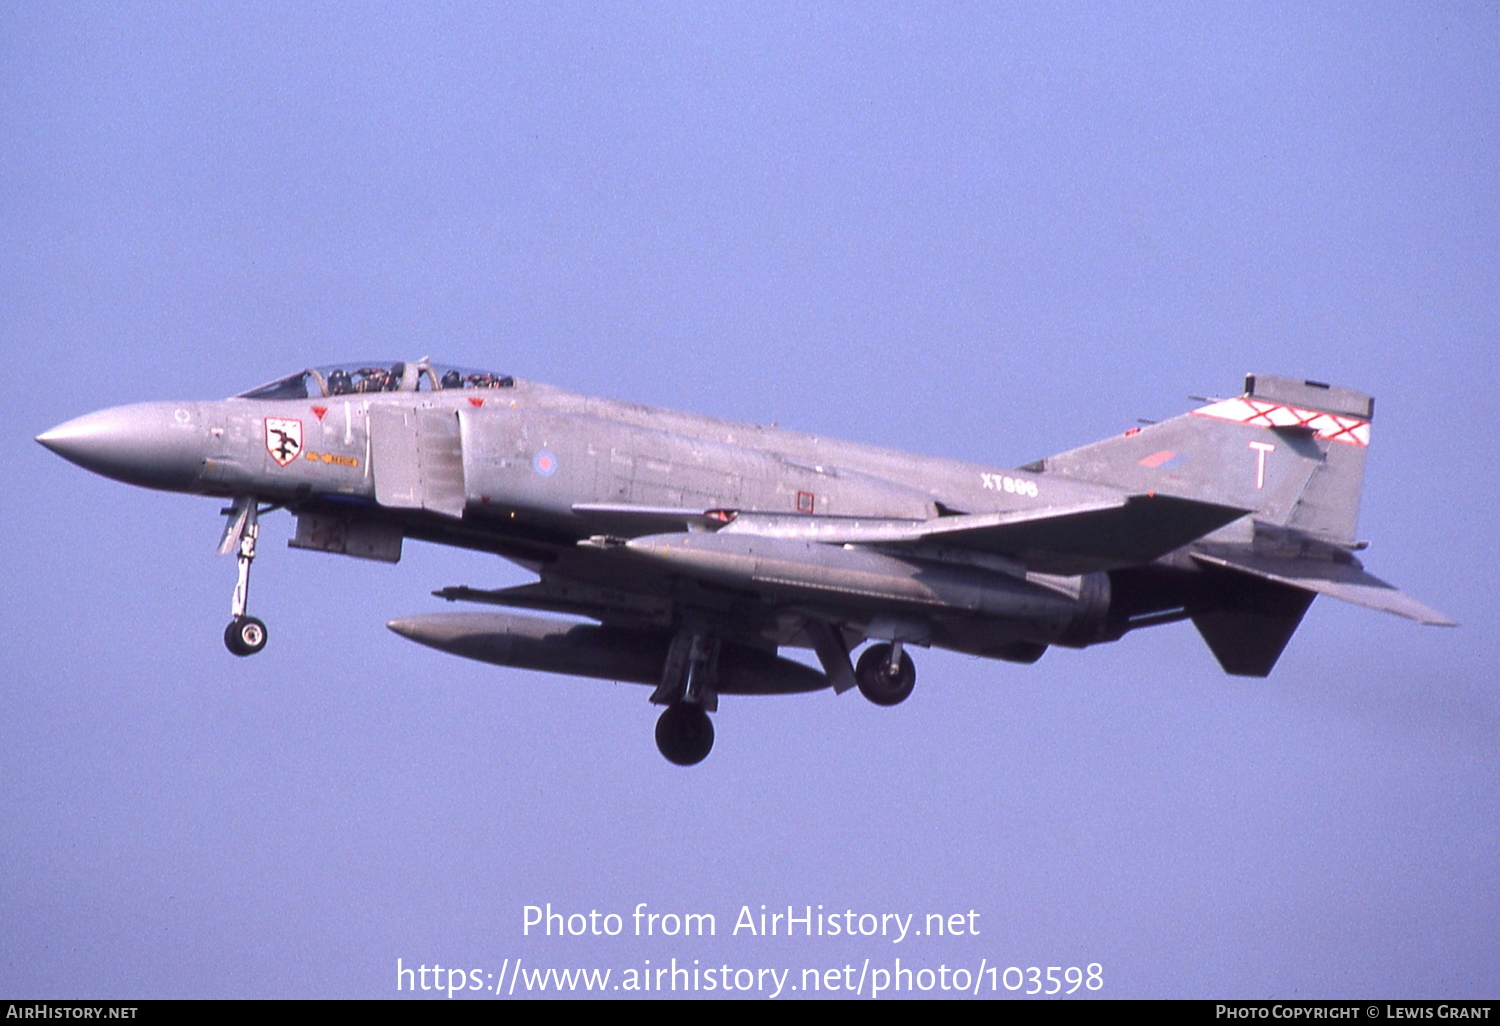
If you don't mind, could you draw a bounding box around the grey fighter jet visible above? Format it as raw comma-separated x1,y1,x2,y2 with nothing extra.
37,360,1453,764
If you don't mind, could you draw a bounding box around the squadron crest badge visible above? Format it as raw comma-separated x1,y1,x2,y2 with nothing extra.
264,417,303,467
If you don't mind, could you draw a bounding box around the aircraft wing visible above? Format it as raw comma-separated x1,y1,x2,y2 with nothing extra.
1190,549,1457,626
720,493,1249,575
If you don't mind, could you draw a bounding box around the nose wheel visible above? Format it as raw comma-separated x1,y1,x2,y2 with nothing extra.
220,497,271,656
225,615,268,656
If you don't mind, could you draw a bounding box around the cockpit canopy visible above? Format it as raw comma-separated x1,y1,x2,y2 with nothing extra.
236,360,515,400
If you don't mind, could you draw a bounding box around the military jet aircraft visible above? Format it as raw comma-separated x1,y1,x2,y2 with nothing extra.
37,360,1453,764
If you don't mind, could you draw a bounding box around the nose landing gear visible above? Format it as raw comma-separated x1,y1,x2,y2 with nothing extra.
225,615,268,656
220,497,270,656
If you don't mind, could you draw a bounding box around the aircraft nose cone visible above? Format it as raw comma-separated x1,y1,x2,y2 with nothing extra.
37,402,210,492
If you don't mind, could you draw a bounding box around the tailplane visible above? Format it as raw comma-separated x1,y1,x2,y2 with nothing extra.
1036,374,1452,676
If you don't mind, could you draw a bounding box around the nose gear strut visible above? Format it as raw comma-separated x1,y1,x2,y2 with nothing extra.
219,497,272,656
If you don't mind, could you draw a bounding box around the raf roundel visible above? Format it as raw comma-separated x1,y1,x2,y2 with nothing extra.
532,450,558,477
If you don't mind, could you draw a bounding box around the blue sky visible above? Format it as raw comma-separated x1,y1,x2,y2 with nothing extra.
2,3,1496,998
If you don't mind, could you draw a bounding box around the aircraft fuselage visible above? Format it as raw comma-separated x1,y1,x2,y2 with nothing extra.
38,362,1448,764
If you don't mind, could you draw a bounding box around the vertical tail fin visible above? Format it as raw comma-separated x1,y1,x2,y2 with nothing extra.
1038,374,1374,546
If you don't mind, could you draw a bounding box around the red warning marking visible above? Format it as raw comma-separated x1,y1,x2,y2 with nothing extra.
468,397,484,408
1138,449,1177,468
310,406,328,420
796,490,815,514
1191,398,1369,447
1124,427,1141,437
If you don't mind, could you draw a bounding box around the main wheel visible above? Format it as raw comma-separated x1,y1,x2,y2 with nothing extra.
655,703,715,766
855,643,916,706
225,615,268,657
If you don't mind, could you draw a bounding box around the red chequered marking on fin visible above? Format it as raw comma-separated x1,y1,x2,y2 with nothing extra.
1191,398,1370,447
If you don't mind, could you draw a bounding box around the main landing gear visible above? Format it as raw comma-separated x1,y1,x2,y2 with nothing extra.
855,641,916,706
220,498,270,657
652,627,719,766
655,704,715,766
646,631,924,763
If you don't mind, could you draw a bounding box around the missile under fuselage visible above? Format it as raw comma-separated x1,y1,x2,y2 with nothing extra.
387,611,829,694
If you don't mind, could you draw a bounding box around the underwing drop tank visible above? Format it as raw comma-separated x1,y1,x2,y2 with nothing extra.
387,611,829,695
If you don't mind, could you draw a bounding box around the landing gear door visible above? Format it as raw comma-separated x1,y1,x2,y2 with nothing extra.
369,406,467,517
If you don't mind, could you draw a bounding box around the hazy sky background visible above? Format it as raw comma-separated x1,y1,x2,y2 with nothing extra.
3,3,1496,999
